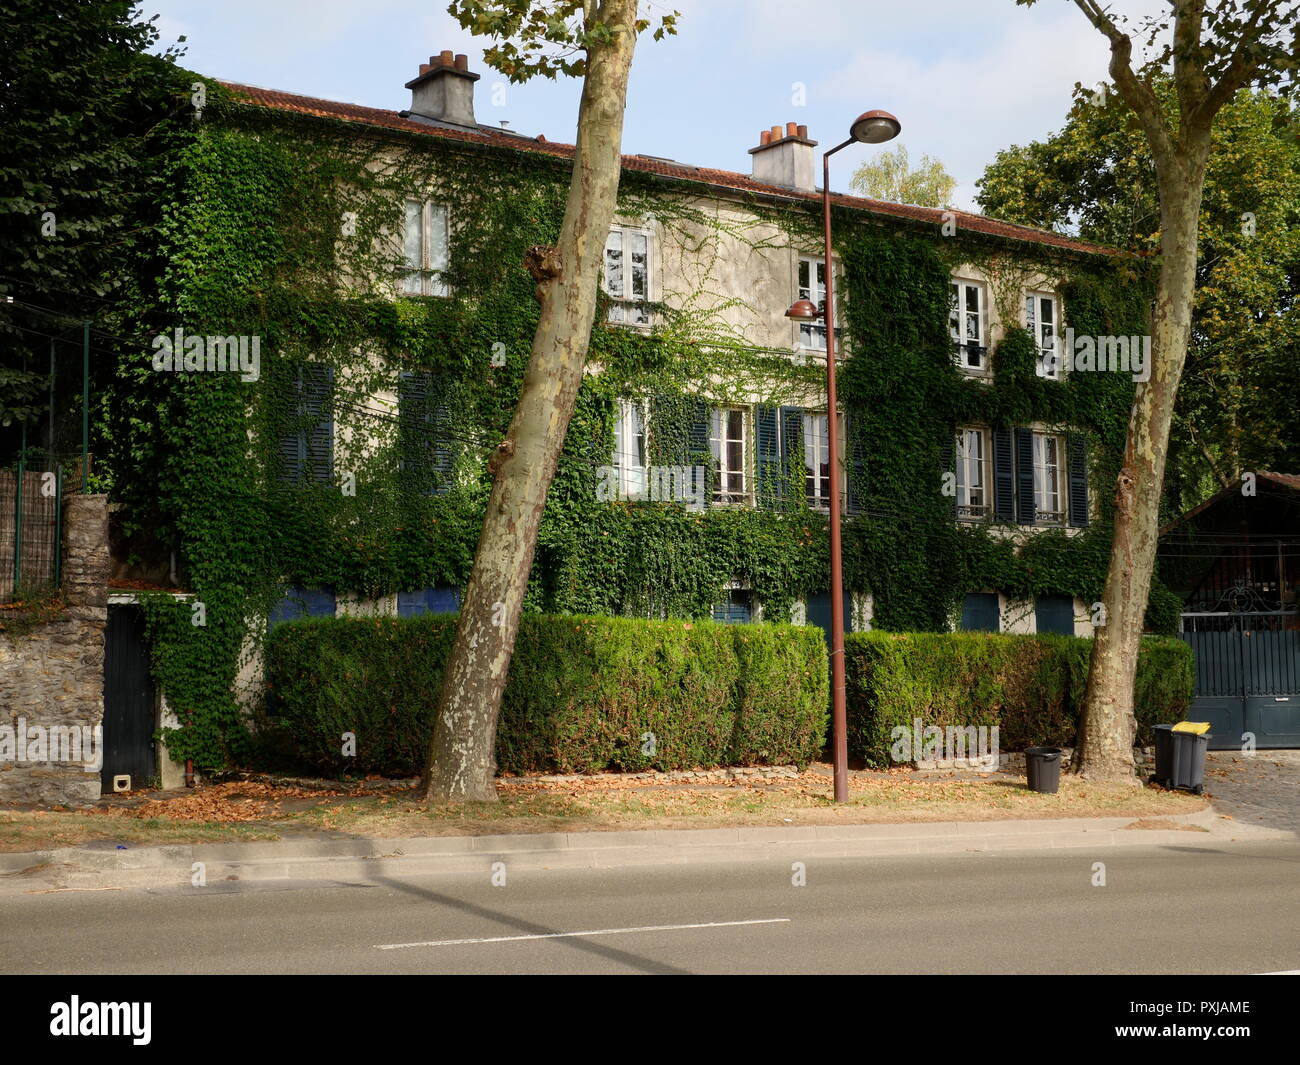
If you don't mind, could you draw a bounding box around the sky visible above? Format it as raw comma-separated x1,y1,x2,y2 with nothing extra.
143,0,1171,212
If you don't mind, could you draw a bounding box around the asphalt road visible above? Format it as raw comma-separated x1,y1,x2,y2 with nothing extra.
2,841,1297,975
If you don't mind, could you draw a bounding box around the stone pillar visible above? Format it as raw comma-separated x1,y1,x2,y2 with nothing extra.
0,493,108,806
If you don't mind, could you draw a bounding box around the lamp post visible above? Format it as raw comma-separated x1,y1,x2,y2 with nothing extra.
786,110,900,803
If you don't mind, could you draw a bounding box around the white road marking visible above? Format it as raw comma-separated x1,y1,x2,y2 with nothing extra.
1256,970,1300,975
376,918,790,950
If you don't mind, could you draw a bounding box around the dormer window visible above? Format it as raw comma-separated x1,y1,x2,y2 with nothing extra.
402,200,450,296
1027,292,1062,379
604,226,651,325
951,280,987,373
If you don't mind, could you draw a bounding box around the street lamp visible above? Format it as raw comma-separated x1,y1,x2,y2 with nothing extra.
785,109,900,803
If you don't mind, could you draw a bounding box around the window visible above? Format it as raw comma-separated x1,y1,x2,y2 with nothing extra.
797,256,831,349
1032,431,1066,525
278,363,333,485
805,590,852,647
398,586,462,617
603,226,651,324
1026,292,1061,378
403,200,450,296
613,399,647,500
960,592,1000,632
950,280,987,371
269,586,336,626
955,427,991,520
1035,595,1075,635
803,412,831,510
712,589,753,624
710,408,749,504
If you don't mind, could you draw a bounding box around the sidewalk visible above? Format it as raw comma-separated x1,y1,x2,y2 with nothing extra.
1,804,1289,896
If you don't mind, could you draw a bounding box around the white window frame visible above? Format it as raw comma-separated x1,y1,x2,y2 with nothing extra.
613,399,648,500
951,280,988,373
402,199,450,297
710,407,750,505
1026,292,1062,379
1032,431,1067,525
803,411,831,511
955,426,991,520
603,225,652,326
797,255,841,351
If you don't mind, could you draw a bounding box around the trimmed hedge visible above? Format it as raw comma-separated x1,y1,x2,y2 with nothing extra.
845,631,1194,766
264,613,829,776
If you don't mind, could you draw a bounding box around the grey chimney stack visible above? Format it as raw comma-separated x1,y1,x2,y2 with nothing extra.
405,51,480,129
748,122,818,192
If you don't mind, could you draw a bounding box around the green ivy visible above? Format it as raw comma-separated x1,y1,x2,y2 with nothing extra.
110,91,1168,771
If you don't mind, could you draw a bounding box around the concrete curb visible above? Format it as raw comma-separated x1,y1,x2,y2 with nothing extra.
0,805,1291,894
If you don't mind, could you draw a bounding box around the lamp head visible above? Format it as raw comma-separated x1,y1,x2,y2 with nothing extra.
850,110,901,144
784,298,822,321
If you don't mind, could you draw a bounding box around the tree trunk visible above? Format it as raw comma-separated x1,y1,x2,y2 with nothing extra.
1075,142,1211,782
421,0,640,803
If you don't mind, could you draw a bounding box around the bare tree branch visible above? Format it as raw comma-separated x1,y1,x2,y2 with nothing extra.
1072,0,1176,163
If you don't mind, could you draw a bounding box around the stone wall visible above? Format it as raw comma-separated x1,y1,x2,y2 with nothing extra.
0,494,109,806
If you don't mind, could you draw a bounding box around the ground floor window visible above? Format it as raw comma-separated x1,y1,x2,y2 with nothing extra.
712,589,753,624
960,592,1000,632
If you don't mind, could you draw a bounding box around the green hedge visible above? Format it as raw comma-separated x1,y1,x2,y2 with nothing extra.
844,631,1194,766
264,613,829,776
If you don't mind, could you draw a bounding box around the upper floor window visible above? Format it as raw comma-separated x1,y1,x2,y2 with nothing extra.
403,200,450,296
955,426,991,520
604,226,651,325
803,412,831,510
710,407,749,505
951,280,987,372
797,256,831,350
1026,292,1061,379
1032,431,1066,525
613,399,648,500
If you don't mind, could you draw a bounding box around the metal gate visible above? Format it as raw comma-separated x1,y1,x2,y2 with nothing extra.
101,604,157,791
1179,579,1300,750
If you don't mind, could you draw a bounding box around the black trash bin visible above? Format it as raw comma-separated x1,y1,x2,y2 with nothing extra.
1167,728,1211,794
1152,723,1174,786
1025,747,1062,794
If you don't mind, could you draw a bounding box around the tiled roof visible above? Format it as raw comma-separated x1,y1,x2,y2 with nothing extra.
1161,471,1300,535
221,80,1117,258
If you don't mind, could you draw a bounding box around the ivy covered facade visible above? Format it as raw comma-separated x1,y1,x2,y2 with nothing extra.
109,58,1180,770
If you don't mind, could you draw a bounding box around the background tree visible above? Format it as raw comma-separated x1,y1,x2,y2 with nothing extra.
977,80,1300,513
1014,0,1297,783
849,144,957,207
0,0,188,456
422,0,677,803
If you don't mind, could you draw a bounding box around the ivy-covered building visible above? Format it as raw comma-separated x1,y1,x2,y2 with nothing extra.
108,51,1177,769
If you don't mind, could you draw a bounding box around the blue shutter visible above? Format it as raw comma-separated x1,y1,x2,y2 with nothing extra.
1068,433,1089,528
843,413,865,516
1014,427,1036,525
432,402,453,495
939,429,956,517
755,405,780,508
399,585,461,617
302,364,333,486
688,399,712,501
993,428,1015,521
1035,595,1075,635
270,585,335,625
806,590,853,646
960,592,999,632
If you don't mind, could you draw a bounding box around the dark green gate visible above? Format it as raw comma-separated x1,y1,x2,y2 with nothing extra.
1179,580,1300,750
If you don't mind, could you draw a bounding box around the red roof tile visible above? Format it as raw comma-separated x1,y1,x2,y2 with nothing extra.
221,80,1117,258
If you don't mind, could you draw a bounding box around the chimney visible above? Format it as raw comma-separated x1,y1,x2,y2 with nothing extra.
748,122,817,192
404,51,480,129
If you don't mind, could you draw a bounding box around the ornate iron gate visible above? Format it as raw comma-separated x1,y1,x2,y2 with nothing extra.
1179,571,1300,750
